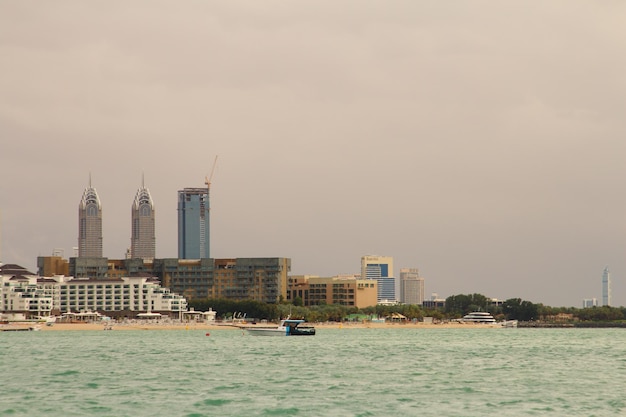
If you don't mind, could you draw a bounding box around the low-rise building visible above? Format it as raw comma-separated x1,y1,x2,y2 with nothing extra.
288,275,378,308
1,264,53,318
2,263,187,318
54,275,187,318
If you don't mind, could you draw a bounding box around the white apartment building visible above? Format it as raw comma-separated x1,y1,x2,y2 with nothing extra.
1,263,187,318
54,276,187,315
0,274,54,317
1,264,53,317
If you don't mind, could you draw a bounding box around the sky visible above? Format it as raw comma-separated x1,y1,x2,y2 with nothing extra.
1,1,626,307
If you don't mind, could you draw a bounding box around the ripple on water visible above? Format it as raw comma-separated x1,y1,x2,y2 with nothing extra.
2,329,626,417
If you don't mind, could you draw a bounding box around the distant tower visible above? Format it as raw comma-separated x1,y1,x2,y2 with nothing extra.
131,175,155,261
602,266,611,306
399,268,424,305
178,187,209,259
178,159,217,260
78,175,103,257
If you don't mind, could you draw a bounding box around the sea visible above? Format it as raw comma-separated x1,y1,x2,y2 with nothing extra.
1,327,624,417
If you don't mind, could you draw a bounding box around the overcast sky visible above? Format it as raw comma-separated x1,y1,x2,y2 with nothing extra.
2,1,625,307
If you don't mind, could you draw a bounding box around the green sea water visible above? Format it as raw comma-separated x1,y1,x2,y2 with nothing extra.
1,328,624,417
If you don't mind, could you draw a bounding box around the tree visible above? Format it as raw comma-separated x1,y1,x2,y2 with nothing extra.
503,298,538,321
445,293,490,316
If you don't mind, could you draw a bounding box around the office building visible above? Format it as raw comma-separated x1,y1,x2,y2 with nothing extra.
154,257,289,302
399,268,425,305
37,255,69,277
361,255,396,302
78,177,103,257
131,178,156,261
68,256,108,278
178,187,209,259
38,255,290,303
602,266,611,306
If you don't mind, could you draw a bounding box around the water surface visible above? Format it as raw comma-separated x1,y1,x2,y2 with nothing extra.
1,328,623,416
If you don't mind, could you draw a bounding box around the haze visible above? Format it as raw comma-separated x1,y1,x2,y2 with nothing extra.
2,1,625,307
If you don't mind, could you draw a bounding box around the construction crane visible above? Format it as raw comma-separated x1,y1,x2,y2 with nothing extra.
205,155,218,192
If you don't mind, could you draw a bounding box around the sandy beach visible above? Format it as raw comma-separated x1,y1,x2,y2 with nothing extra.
37,321,502,331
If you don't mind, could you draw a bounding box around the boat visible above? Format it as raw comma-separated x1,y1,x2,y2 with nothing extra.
501,319,519,328
0,324,41,332
462,311,497,324
244,318,315,336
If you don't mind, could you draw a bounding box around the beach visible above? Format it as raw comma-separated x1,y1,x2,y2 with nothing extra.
39,320,501,331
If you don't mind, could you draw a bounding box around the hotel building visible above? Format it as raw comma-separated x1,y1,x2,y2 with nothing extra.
2,263,187,318
0,264,53,317
54,276,187,317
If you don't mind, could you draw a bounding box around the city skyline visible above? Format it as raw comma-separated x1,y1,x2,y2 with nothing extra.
2,2,625,307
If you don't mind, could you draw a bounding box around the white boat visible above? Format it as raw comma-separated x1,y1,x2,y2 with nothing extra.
462,311,497,324
0,323,41,332
244,318,315,336
501,320,518,328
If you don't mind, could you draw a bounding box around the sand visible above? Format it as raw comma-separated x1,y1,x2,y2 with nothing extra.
39,321,501,331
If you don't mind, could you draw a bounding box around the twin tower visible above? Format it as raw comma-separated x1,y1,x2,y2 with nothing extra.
78,177,210,261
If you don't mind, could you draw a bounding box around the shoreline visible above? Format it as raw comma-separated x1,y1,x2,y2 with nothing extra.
35,321,508,331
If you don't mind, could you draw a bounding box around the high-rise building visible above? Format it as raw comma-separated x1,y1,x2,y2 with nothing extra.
78,177,102,257
399,268,425,305
361,255,395,302
178,187,209,259
131,177,155,261
602,266,611,306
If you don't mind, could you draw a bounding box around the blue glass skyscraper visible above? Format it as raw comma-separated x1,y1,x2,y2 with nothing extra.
177,187,210,259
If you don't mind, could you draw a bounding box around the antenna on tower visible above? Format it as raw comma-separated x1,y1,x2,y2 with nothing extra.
205,156,218,192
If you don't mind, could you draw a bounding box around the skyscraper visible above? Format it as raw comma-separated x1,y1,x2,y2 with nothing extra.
78,177,103,257
361,255,395,302
130,177,155,261
399,268,425,305
178,187,209,259
602,266,611,306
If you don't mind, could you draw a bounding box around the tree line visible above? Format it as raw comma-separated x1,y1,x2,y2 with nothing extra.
189,294,626,323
